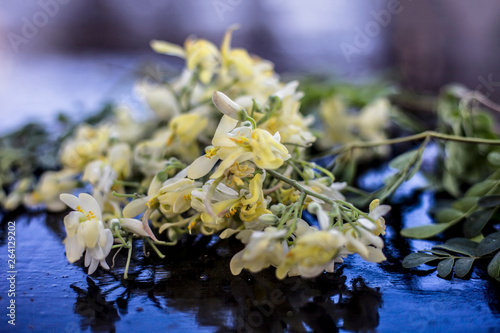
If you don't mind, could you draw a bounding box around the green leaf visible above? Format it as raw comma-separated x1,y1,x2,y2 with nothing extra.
451,196,478,212
477,231,500,256
477,195,500,208
435,208,464,223
469,234,484,243
402,253,439,268
434,238,478,256
454,258,475,278
465,180,499,197
428,249,452,256
389,150,419,170
437,258,455,278
406,153,423,181
487,251,500,279
389,107,426,133
463,208,495,238
401,222,453,239
443,171,460,197
379,172,406,201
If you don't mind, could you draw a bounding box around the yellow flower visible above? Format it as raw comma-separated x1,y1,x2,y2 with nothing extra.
257,81,316,147
167,113,208,146
230,227,287,275
24,170,78,212
59,124,110,171
123,169,197,241
224,162,254,187
188,95,289,180
342,200,390,263
157,178,200,218
151,37,220,84
239,173,271,222
2,178,31,211
220,26,254,79
276,230,346,279
190,180,240,232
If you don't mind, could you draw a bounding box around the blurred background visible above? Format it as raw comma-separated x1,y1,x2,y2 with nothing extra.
1,0,499,132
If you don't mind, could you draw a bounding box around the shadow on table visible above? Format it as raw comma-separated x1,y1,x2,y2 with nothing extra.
67,236,382,333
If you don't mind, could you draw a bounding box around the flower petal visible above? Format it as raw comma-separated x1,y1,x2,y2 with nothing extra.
214,115,238,138
123,197,149,218
229,250,245,275
87,257,99,275
60,193,80,210
358,218,376,231
150,40,186,58
187,155,219,179
65,236,85,263
82,219,99,249
120,218,149,237
370,205,391,219
64,211,84,238
79,193,102,221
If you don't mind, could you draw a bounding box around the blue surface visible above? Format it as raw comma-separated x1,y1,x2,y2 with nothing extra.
1,187,500,332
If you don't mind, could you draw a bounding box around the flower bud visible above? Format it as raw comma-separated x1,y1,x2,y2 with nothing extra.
258,214,279,225
212,91,248,121
307,201,321,214
270,203,286,215
110,218,121,231
303,168,316,180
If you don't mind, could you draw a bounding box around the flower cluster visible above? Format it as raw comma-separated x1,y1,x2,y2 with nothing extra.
3,28,390,279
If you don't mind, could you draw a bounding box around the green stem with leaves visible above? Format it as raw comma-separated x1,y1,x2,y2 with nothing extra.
267,169,375,223
332,131,500,156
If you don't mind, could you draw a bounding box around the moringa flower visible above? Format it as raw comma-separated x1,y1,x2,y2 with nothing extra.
276,229,346,279
230,227,287,275
24,170,78,212
220,25,254,80
342,199,391,263
151,36,220,84
60,193,113,274
59,124,110,171
187,114,290,179
356,199,391,235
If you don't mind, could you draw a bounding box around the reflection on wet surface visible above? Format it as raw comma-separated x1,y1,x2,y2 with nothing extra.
1,188,500,332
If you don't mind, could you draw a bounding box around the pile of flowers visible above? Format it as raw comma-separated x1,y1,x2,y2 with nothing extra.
1,27,391,279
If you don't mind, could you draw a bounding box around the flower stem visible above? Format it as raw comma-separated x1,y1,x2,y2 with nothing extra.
113,180,141,187
331,131,500,156
112,191,144,198
114,226,129,248
284,192,306,239
124,236,133,280
267,169,375,223
146,238,166,259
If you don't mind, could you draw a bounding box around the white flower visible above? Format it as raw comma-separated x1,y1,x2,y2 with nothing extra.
303,178,347,204
111,218,149,238
342,199,391,263
135,81,180,121
356,200,391,233
276,229,346,279
82,160,117,209
2,178,31,211
60,193,113,274
307,202,330,230
187,113,289,180
230,227,287,275
123,168,198,240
